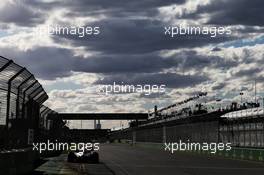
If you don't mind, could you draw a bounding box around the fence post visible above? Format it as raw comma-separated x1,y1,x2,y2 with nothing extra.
6,68,25,128
16,75,33,118
162,125,166,143
21,80,38,119
132,129,136,145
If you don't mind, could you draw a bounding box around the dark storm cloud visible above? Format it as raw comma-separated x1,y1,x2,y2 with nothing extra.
28,0,186,10
0,47,74,79
88,49,236,74
1,0,186,27
211,47,222,52
255,76,264,82
26,0,186,19
234,68,262,78
53,18,236,55
76,53,179,74
94,73,208,88
0,0,247,83
236,26,264,34
59,0,186,16
0,46,237,80
183,0,264,26
174,50,238,70
0,47,180,79
0,1,44,27
0,46,180,79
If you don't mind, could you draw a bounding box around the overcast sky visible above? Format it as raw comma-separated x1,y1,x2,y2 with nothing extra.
0,0,264,129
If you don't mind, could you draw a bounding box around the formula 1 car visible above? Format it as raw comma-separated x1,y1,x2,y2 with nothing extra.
67,149,99,163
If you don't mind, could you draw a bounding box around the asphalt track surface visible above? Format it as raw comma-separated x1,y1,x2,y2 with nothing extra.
33,144,264,175
99,144,264,175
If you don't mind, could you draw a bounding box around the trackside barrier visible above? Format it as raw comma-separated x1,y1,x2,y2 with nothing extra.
0,148,39,175
118,141,264,162
215,147,264,162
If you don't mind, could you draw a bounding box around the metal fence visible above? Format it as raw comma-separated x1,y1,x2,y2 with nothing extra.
40,105,57,131
38,105,60,142
0,56,48,148
219,117,264,148
111,111,264,149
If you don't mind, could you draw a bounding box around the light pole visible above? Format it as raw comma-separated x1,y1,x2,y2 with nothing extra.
262,97,264,115
216,98,222,111
0,101,1,124
240,92,244,106
262,97,264,109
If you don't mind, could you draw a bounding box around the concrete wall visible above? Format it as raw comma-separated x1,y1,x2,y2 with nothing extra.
0,148,38,175
111,120,219,144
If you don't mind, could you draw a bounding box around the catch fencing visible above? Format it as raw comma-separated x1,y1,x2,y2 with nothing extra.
0,56,48,148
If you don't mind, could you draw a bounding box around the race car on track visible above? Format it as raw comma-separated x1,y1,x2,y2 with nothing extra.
67,148,99,163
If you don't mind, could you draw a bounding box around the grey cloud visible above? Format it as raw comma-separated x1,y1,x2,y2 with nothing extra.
53,18,237,55
77,104,98,112
60,0,186,16
0,47,73,79
29,0,186,10
173,50,238,71
139,92,170,99
0,47,179,79
212,82,226,91
94,73,209,88
26,0,186,20
76,53,179,74
234,68,262,78
211,47,222,52
0,1,44,27
0,46,238,80
183,0,264,26
240,86,249,91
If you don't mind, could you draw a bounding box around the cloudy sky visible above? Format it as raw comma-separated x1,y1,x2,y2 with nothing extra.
0,0,264,129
